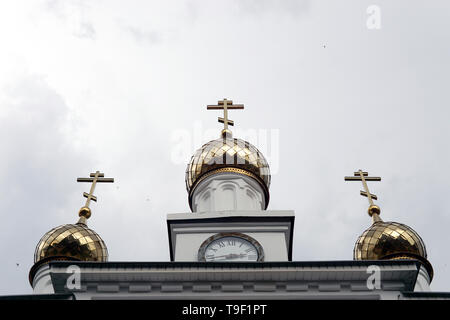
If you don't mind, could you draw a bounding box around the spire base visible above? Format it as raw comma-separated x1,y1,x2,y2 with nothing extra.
78,206,92,219
368,205,381,222
221,129,232,138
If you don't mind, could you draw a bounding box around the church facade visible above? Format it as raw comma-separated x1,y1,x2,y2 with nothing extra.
5,99,449,300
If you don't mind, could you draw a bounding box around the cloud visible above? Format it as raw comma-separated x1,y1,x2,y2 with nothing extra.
0,74,92,294
0,1,449,296
235,0,310,17
44,0,96,39
121,24,162,45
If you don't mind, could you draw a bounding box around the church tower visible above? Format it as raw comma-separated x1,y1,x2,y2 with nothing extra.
167,99,295,262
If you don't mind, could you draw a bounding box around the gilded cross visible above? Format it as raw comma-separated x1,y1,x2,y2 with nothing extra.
345,170,381,207
77,171,114,208
207,98,244,133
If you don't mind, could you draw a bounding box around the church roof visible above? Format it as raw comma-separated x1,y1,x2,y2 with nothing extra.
42,259,423,295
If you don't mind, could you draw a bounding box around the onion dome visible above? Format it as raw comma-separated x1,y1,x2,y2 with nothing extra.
34,207,108,264
186,98,271,211
353,206,433,280
185,135,271,210
346,171,433,280
29,171,113,285
29,207,108,284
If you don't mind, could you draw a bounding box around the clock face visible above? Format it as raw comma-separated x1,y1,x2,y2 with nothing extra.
198,233,264,262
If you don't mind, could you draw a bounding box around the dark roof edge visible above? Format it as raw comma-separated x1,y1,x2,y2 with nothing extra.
47,259,423,270
402,291,450,299
0,293,75,300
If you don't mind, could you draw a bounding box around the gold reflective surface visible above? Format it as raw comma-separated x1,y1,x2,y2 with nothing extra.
353,221,427,261
185,137,271,194
34,223,108,264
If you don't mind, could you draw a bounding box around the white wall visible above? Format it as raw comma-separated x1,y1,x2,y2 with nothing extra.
191,173,266,212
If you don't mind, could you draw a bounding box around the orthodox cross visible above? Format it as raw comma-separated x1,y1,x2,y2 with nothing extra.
77,171,114,208
345,170,381,207
207,98,244,132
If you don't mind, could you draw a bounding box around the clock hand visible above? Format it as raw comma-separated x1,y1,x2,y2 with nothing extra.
226,253,247,259
207,254,233,260
207,253,248,260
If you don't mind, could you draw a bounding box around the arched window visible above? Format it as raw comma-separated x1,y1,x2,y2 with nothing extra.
216,182,237,211
246,189,257,210
196,191,211,212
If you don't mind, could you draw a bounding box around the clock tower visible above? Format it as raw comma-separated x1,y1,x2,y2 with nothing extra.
167,99,295,262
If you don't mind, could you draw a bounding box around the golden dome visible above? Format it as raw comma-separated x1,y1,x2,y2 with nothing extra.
185,136,271,209
354,220,433,279
30,172,113,286
34,222,108,264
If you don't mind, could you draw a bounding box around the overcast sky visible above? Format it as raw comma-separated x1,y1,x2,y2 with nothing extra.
0,0,449,295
